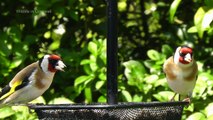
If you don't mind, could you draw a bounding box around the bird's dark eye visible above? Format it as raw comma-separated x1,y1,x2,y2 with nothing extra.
179,52,186,57
49,59,58,67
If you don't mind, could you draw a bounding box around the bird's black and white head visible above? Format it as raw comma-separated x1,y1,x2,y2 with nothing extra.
39,54,66,73
174,46,194,66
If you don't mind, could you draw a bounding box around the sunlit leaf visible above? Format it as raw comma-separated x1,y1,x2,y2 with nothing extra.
153,91,174,101
144,60,155,69
83,64,92,75
9,52,25,69
86,6,94,14
194,7,205,38
98,72,106,80
193,73,208,98
44,31,51,39
74,75,94,87
121,90,132,102
95,81,105,90
80,59,91,65
188,26,198,33
186,112,206,120
118,1,127,12
144,74,159,84
132,94,143,102
123,60,146,86
48,97,73,104
90,61,98,72
169,0,182,23
202,9,213,31
88,41,98,56
205,103,213,118
30,96,46,104
147,49,161,61
98,96,106,102
85,87,92,103
0,106,15,119
49,39,60,50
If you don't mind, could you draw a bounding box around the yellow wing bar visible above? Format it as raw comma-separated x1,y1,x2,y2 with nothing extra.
0,80,22,100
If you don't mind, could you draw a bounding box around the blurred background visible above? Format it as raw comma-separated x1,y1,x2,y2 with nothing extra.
0,0,213,119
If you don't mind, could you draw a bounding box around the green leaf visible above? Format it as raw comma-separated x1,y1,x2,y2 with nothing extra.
153,91,174,101
48,97,73,104
88,41,98,56
43,31,51,39
205,103,213,118
194,7,205,25
144,74,159,84
169,0,182,23
194,7,205,38
83,64,92,75
193,73,208,98
144,60,155,69
188,26,198,33
80,59,91,65
9,52,25,69
7,26,22,42
162,44,173,57
202,9,213,32
208,115,213,120
0,106,15,119
186,112,206,120
98,96,106,102
121,90,132,102
132,94,143,102
85,87,92,103
74,75,94,87
0,33,10,56
98,72,106,81
123,60,146,86
90,61,98,72
30,96,46,104
154,78,167,88
205,0,213,8
95,81,105,90
147,49,161,61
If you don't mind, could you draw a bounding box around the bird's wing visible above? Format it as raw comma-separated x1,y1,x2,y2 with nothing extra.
0,62,38,100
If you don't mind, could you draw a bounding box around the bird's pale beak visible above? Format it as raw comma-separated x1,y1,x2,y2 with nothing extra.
184,53,192,62
55,60,66,71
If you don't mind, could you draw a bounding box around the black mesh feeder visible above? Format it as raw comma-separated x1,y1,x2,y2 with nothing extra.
29,0,189,119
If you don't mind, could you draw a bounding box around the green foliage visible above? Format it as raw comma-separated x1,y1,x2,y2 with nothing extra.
0,106,37,120
188,7,213,38
74,39,107,103
169,0,182,23
0,0,213,119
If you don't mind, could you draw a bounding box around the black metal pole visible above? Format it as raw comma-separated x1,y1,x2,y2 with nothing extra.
106,0,118,104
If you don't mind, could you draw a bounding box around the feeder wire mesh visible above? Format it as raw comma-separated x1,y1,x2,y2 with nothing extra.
29,101,188,120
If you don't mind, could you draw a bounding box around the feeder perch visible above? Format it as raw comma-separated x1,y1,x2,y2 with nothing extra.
29,102,188,120
29,0,189,119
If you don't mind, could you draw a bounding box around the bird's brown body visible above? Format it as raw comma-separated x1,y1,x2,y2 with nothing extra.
163,46,198,101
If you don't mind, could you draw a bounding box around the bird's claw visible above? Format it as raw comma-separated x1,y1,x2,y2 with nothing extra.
183,97,191,103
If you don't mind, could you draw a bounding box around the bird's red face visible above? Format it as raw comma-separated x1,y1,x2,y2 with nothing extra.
178,46,193,64
48,54,66,72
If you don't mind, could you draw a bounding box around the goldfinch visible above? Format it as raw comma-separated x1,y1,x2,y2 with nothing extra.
163,46,198,102
0,54,66,107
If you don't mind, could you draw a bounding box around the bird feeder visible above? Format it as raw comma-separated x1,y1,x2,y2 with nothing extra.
29,0,189,119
